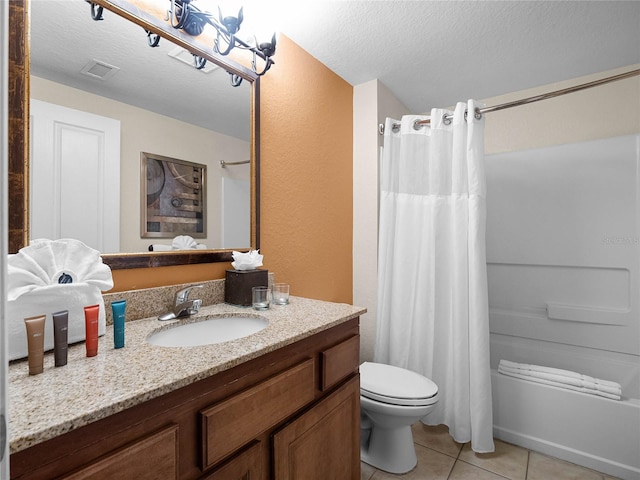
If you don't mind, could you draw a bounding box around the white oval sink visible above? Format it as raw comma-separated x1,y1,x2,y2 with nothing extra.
146,315,268,347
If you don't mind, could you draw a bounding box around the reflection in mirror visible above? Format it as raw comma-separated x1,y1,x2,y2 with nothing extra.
29,0,254,256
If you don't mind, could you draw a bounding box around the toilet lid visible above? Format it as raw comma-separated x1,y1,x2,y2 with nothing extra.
360,362,438,407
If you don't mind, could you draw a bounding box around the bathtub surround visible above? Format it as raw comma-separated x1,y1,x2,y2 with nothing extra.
486,134,640,479
375,103,494,453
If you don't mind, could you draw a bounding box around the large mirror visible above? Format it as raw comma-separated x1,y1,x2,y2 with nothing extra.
10,0,259,268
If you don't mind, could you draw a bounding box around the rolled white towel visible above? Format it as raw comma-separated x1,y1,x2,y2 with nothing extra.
150,238,207,251
498,366,621,400
498,360,622,397
499,360,621,389
150,244,173,251
498,363,621,396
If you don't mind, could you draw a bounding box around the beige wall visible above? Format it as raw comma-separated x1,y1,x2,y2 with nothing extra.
484,64,640,153
353,79,410,362
30,76,249,253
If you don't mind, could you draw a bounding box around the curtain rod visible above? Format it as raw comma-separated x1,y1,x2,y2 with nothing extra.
380,67,640,134
219,160,250,168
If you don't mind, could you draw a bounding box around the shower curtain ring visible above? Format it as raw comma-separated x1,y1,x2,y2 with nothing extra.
413,120,425,131
443,113,452,125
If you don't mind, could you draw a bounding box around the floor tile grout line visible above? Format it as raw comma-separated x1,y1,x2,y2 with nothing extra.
455,458,518,480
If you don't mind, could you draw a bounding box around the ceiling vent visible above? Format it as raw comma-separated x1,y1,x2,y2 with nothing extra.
80,60,120,80
167,46,219,73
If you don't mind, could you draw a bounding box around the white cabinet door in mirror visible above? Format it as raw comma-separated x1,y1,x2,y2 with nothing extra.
30,99,121,253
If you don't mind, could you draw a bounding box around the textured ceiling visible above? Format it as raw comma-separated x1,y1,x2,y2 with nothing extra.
31,0,640,135
276,0,640,112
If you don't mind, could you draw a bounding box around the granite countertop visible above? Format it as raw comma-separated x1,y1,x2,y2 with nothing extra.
8,296,365,454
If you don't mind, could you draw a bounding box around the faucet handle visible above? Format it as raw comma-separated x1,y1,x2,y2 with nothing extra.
175,284,204,305
188,299,203,315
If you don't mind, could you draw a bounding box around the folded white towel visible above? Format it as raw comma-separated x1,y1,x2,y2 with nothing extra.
150,244,173,251
498,364,621,396
8,238,113,301
150,236,207,252
498,367,621,400
7,239,113,361
498,360,622,399
499,360,621,389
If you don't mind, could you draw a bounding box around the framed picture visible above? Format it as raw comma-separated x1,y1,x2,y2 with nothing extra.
141,152,206,238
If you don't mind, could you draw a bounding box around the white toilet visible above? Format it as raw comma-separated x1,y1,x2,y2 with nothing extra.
360,362,439,474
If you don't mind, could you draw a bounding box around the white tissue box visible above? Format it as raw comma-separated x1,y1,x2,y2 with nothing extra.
7,283,106,361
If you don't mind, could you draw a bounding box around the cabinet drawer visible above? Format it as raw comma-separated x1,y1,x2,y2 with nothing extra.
321,335,360,391
62,424,179,480
200,359,315,469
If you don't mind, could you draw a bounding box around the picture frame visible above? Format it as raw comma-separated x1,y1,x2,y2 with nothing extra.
141,152,207,238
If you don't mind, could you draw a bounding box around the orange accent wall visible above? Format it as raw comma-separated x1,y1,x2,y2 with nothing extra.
259,35,353,303
110,35,354,303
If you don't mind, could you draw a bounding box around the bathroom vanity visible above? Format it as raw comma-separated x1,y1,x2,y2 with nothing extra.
8,297,364,479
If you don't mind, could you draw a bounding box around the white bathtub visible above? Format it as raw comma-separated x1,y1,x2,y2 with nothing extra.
486,135,640,480
492,369,640,480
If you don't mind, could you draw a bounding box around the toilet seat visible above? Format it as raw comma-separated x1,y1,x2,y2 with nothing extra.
360,362,438,407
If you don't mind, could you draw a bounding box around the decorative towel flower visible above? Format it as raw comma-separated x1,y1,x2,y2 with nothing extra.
172,235,198,250
7,238,114,301
231,249,263,270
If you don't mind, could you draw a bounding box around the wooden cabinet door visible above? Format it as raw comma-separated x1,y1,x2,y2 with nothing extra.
61,424,179,480
272,375,360,480
199,441,262,480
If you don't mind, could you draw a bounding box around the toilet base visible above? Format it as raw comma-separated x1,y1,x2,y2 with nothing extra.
360,424,417,474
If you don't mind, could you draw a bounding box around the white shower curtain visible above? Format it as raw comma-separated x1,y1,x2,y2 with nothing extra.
374,101,494,453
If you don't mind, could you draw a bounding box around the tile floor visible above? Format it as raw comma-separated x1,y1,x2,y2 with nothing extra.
361,424,621,480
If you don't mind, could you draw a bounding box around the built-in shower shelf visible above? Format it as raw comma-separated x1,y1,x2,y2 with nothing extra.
546,303,629,326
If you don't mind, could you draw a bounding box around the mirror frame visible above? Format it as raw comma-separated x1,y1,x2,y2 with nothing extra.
7,0,260,269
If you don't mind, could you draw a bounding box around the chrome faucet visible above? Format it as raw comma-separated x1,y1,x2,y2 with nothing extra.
158,284,204,321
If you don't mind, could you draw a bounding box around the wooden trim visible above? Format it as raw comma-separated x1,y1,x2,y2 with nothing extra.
101,249,235,270
7,0,29,253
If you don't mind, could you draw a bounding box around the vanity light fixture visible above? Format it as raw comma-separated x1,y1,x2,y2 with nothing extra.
88,0,276,86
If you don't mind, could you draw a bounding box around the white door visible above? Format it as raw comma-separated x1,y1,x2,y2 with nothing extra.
30,99,121,253
221,177,250,248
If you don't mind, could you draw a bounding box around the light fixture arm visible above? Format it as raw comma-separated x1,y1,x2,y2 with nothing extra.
168,0,276,80
90,2,104,21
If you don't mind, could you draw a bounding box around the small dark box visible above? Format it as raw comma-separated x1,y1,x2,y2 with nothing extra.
225,269,269,306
